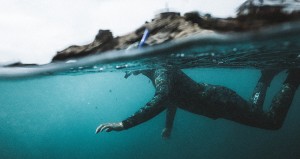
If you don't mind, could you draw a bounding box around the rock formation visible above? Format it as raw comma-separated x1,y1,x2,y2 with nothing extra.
52,1,300,62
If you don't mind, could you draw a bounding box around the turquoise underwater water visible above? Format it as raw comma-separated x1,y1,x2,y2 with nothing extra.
0,68,299,159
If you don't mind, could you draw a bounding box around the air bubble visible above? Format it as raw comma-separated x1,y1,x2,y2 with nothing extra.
116,65,128,69
175,53,185,57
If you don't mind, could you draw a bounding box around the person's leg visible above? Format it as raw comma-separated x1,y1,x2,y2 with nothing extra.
249,69,281,112
203,69,279,120
194,69,298,130
262,69,300,129
218,69,299,130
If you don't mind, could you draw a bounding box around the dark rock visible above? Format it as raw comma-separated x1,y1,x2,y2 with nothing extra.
52,30,116,61
155,12,180,19
3,62,38,67
95,30,113,41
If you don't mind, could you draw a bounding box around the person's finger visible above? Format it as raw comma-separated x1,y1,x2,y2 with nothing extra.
162,132,170,139
96,124,109,133
161,128,171,139
124,72,132,79
106,128,112,132
95,124,104,134
99,126,107,132
100,125,111,132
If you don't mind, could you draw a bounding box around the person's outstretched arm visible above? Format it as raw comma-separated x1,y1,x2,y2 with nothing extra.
161,106,177,139
96,69,170,133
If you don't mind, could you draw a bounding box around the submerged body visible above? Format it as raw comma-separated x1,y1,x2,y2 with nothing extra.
96,68,299,138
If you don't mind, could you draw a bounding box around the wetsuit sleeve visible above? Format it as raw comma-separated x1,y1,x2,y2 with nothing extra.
122,69,170,130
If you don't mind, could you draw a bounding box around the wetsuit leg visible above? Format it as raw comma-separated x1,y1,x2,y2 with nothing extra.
191,69,298,130
249,69,281,111
215,69,299,130
262,69,300,129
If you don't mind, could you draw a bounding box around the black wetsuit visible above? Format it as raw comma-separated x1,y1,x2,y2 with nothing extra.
122,68,299,130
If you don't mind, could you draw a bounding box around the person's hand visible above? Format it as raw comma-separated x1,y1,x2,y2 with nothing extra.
124,71,133,79
95,122,124,134
124,71,143,79
161,128,172,139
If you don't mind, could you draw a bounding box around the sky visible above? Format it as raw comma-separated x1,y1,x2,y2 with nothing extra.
0,0,243,64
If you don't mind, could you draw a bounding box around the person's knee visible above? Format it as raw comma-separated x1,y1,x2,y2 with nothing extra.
284,69,300,87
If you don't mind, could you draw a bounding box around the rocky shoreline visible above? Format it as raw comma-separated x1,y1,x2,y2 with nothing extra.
52,1,300,62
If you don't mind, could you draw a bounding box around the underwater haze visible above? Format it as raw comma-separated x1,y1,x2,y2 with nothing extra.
0,68,300,159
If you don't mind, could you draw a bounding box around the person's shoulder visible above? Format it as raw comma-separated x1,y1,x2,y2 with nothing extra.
154,68,182,77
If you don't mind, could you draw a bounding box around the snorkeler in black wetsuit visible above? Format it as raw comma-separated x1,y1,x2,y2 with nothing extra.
95,68,300,138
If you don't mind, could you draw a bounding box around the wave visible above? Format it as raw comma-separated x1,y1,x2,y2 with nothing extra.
0,22,300,79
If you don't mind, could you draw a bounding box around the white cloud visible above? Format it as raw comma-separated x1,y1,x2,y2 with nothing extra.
0,0,243,64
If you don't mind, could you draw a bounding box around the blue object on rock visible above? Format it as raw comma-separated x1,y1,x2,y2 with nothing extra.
138,28,150,48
